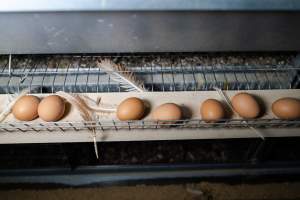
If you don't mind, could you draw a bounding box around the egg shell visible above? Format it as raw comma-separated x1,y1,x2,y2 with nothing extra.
200,99,225,122
152,103,182,121
117,97,145,121
38,95,65,122
12,95,40,121
231,93,260,119
272,97,300,119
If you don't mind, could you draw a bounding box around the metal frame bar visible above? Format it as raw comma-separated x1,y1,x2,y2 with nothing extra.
1,162,300,187
0,118,299,133
2,0,300,12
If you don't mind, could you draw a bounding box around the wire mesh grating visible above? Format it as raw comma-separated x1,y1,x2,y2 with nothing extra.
0,119,299,133
0,54,299,94
0,53,299,133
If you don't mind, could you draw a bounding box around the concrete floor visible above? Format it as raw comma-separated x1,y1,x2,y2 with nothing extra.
1,182,300,200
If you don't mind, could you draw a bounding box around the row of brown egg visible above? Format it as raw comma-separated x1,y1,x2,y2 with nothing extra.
117,93,300,122
11,93,300,122
12,95,65,122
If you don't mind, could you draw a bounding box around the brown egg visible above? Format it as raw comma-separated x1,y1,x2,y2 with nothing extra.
38,95,65,122
152,103,182,121
117,97,145,121
272,97,300,120
12,95,40,121
231,92,260,119
200,99,225,122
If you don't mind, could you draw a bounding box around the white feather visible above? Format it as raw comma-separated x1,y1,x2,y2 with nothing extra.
97,59,146,92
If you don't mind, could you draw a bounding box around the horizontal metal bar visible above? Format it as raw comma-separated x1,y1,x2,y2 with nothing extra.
0,119,299,133
1,162,300,186
1,0,300,12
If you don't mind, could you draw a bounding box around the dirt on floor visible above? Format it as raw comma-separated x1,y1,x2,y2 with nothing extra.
1,182,300,200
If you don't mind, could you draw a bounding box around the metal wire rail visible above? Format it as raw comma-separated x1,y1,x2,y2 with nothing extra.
0,54,299,93
0,119,299,133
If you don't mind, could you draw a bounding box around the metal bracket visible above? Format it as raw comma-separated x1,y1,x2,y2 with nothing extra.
8,54,11,77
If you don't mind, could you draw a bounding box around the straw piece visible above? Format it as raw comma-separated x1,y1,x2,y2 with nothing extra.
0,89,30,122
80,95,117,113
56,91,100,158
214,87,265,140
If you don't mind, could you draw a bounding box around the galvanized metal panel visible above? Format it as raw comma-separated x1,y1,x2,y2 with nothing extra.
1,0,300,12
0,12,300,54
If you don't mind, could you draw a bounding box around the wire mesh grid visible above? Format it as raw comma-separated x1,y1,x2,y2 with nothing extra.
0,118,300,133
0,53,299,133
0,54,299,94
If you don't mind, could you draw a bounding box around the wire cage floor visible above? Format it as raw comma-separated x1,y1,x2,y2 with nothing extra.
0,53,299,186
0,53,299,94
0,53,299,140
